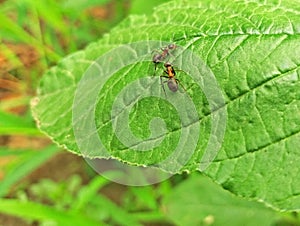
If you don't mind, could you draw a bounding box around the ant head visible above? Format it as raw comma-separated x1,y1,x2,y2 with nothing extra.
164,62,172,67
168,44,176,49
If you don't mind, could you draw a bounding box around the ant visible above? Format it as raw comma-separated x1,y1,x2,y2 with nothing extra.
152,44,176,71
160,62,186,95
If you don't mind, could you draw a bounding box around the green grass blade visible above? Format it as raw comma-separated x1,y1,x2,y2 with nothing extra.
0,111,42,136
91,195,143,226
0,145,59,197
71,176,110,211
0,198,101,226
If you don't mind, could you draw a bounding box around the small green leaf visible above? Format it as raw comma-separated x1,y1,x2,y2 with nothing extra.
32,0,300,210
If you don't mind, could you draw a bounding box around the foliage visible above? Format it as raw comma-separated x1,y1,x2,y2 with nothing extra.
32,0,300,211
1,0,300,225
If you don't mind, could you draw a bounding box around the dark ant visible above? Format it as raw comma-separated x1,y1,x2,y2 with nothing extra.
152,44,176,70
160,62,186,96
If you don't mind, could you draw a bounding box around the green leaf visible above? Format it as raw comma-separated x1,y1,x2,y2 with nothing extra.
32,0,300,210
163,174,280,226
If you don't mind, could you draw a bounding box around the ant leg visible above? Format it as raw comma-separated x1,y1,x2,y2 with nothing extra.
151,49,161,55
153,62,158,76
168,52,175,59
175,78,187,92
172,67,185,73
153,61,163,76
160,76,168,97
152,49,163,75
165,49,177,62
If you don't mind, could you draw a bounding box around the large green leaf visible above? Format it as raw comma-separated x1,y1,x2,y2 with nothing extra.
32,0,300,210
163,174,280,226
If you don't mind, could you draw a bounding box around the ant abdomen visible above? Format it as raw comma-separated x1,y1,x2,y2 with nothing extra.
167,79,178,92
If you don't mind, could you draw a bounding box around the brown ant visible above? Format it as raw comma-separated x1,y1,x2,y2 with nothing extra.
160,62,186,95
152,44,176,70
